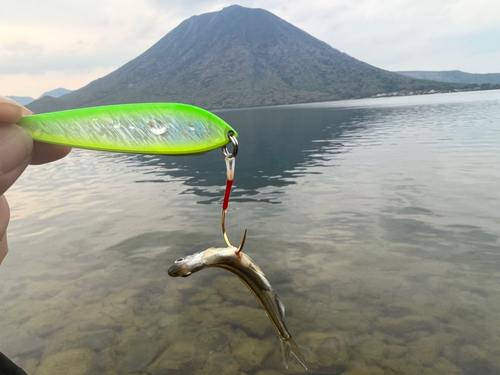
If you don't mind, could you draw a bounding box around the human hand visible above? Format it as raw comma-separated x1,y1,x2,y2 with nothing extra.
0,96,71,264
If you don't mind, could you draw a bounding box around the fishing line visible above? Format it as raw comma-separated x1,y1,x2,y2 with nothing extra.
223,156,235,211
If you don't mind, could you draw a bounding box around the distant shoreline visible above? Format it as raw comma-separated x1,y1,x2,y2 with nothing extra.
215,88,500,112
370,84,500,99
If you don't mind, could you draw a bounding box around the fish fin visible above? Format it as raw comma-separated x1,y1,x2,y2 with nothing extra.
277,297,286,319
265,290,286,319
280,337,308,370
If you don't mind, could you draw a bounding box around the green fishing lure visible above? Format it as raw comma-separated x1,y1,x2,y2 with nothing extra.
18,103,238,155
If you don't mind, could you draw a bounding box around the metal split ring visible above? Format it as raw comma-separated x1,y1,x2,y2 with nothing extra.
222,132,238,158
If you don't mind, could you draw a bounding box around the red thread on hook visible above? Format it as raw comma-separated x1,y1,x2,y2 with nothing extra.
222,179,233,211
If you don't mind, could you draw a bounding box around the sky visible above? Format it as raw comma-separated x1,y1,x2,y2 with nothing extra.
1,0,499,98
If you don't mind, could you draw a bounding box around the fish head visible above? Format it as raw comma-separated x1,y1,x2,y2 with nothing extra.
168,251,207,277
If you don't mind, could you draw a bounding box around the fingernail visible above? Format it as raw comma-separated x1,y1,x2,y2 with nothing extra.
22,107,34,116
0,124,33,175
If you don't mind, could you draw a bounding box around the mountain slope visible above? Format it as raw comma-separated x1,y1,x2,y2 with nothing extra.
28,5,461,113
7,96,34,106
395,70,500,84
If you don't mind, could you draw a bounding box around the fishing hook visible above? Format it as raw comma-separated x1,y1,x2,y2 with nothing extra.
222,209,247,253
221,131,245,252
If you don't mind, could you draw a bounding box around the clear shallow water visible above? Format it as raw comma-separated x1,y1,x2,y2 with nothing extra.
1,90,500,375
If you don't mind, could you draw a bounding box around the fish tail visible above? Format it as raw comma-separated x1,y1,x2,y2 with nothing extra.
280,337,308,370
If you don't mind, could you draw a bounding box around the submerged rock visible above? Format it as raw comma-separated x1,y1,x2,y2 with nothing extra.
424,358,462,375
11,358,38,375
341,364,385,375
86,348,117,374
77,315,121,333
120,340,161,373
376,315,437,336
35,349,93,375
147,341,202,373
1,333,45,357
156,314,184,329
2,302,33,326
197,329,230,351
458,344,488,361
296,331,349,368
332,311,371,334
318,337,351,367
356,337,388,364
380,358,424,375
21,307,67,338
201,353,241,375
407,337,439,365
371,330,405,345
158,296,184,312
232,335,275,370
212,275,255,305
381,306,413,319
60,329,118,352
188,305,218,326
254,370,283,375
387,344,407,359
189,290,222,305
209,304,273,338
453,344,500,375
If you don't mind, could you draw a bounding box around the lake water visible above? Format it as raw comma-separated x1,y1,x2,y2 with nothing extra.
1,90,500,375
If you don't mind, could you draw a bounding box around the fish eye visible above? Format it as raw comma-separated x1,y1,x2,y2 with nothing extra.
175,258,184,263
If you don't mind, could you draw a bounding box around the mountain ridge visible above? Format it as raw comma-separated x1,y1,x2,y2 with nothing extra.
7,88,72,106
28,5,466,113
395,70,500,85
37,87,73,100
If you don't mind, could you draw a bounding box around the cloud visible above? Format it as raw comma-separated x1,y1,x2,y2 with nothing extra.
263,0,500,72
0,0,182,75
1,0,499,97
445,0,500,30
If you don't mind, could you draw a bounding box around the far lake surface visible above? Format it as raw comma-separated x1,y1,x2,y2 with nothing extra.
1,90,500,374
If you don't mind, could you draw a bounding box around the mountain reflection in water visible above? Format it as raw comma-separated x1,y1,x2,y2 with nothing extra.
110,106,368,205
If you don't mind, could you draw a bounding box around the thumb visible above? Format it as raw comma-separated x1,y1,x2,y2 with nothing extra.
0,124,31,266
0,123,33,196
0,195,9,265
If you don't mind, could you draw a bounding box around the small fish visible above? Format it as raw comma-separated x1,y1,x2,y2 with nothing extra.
168,222,307,370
